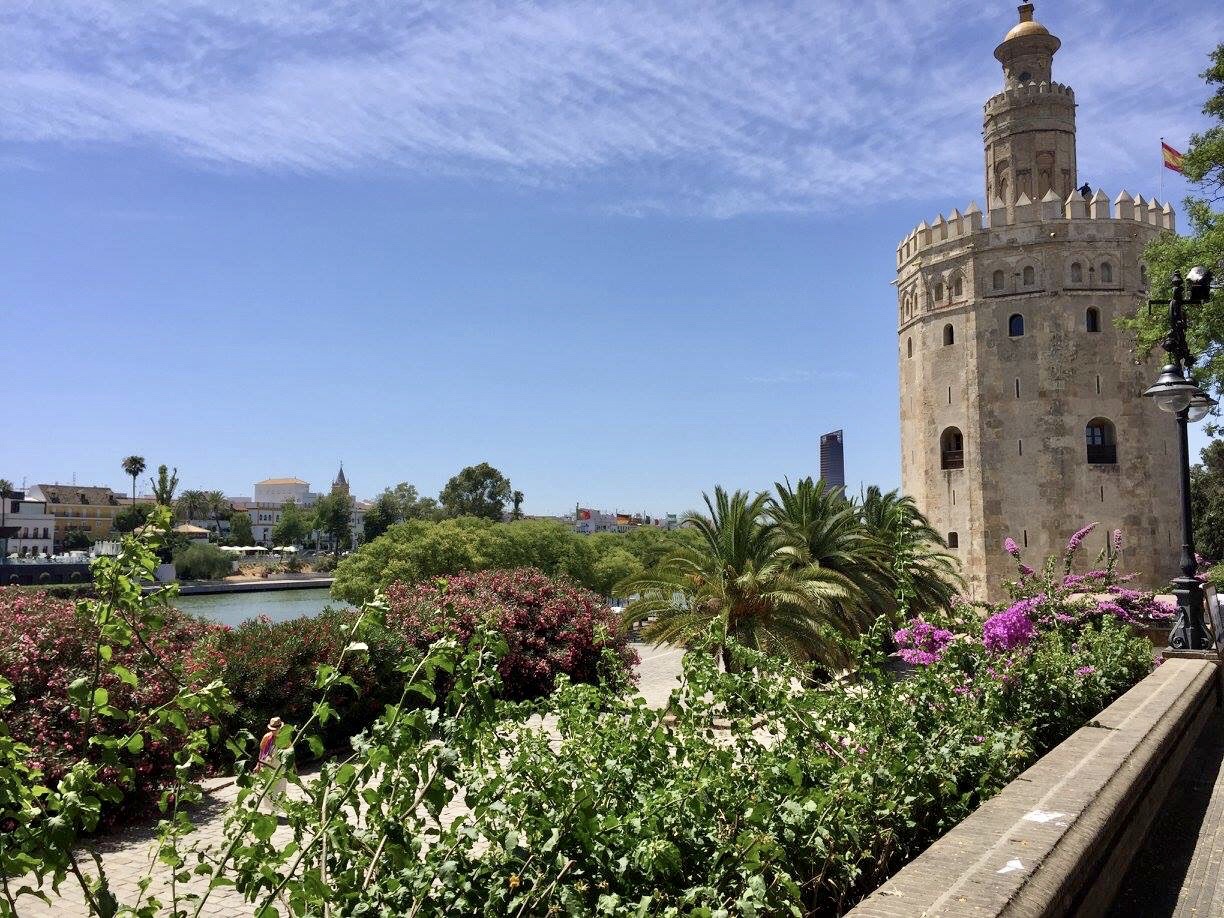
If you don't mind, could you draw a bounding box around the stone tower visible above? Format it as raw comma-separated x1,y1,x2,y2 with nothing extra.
896,4,1181,599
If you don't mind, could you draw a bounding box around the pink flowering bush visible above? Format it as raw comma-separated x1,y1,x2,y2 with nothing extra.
385,568,638,700
982,602,1038,652
893,620,955,665
0,587,221,828
193,608,409,756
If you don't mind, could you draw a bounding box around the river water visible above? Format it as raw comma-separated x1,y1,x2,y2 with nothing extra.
174,588,345,628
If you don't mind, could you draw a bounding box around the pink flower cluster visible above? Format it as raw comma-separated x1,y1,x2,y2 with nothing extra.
385,567,638,700
982,601,1038,653
1065,523,1098,558
893,620,954,666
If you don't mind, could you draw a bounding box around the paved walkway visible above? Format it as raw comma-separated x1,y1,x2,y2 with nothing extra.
1110,707,1224,917
16,644,683,917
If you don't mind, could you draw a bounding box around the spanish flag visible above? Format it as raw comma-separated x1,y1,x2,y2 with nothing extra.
1162,141,1185,174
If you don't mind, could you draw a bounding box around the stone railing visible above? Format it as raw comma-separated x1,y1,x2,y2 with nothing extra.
846,655,1220,917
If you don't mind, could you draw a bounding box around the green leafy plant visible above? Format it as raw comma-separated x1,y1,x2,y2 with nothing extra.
0,506,231,916
172,543,233,581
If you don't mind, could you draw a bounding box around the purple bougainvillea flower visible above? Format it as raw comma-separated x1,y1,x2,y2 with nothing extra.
1075,665,1096,677
1003,537,1020,559
894,619,955,666
982,603,1037,653
1112,529,1123,553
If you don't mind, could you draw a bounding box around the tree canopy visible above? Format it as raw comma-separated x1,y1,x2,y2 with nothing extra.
439,463,513,521
272,500,310,548
228,511,255,547
1123,44,1224,396
313,492,354,555
330,516,700,605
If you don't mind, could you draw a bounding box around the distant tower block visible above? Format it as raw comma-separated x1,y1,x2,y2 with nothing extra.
895,4,1179,600
820,430,845,490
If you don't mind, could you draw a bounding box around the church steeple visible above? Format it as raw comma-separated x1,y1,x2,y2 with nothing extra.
983,4,1077,215
331,462,349,496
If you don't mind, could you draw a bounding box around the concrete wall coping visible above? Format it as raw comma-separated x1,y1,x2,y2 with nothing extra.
846,657,1220,917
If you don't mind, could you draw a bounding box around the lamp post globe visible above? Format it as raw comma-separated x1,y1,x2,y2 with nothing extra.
1142,364,1198,413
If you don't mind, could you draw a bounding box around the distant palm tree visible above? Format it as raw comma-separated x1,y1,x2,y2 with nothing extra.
619,487,856,672
205,490,229,538
176,490,208,525
121,456,146,506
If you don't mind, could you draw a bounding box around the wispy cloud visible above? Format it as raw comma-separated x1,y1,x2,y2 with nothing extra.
1,0,1218,215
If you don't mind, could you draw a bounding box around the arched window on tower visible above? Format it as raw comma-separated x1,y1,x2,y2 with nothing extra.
940,427,965,470
947,532,959,549
1100,261,1113,284
907,337,913,358
1071,261,1083,284
1008,314,1025,337
1086,418,1117,464
934,282,944,301
992,270,1005,291
1023,265,1036,287
953,275,963,297
943,324,954,346
1086,307,1101,333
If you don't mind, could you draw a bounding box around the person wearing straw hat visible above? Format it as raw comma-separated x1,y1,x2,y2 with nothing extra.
257,716,288,805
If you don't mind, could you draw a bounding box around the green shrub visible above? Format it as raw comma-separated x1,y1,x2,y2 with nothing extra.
173,543,234,580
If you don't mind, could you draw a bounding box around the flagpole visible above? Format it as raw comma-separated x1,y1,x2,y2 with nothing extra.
1160,136,1164,201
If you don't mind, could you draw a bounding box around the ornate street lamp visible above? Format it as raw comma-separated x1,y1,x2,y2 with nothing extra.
1142,268,1219,650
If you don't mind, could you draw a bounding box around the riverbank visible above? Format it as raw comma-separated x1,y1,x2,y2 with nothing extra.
145,575,334,596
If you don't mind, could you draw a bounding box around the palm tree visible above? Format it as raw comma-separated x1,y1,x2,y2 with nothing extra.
855,486,962,621
205,491,229,538
768,477,890,630
619,487,857,672
176,490,208,525
121,456,146,506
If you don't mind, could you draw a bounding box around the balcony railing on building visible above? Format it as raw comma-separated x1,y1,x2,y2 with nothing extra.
940,449,965,470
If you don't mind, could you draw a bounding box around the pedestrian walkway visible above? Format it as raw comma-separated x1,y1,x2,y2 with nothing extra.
1110,706,1224,916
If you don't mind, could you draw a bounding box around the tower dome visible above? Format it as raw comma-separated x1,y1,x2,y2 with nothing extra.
994,3,1061,75
1002,5,1050,42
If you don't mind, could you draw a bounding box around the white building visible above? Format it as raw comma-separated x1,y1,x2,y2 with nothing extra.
252,477,319,506
2,490,57,558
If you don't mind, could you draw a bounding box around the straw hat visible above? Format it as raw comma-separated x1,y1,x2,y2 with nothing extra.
267,716,284,731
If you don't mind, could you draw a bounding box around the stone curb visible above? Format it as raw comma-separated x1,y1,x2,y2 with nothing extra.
845,657,1221,917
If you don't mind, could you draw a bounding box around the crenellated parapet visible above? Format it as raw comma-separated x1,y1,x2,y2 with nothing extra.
896,190,1174,269
983,80,1074,116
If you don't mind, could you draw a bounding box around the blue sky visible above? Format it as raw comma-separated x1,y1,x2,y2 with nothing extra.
2,0,1220,516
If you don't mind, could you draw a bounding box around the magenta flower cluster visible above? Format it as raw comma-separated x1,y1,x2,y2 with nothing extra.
982,601,1038,653
893,619,954,666
1064,523,1098,558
